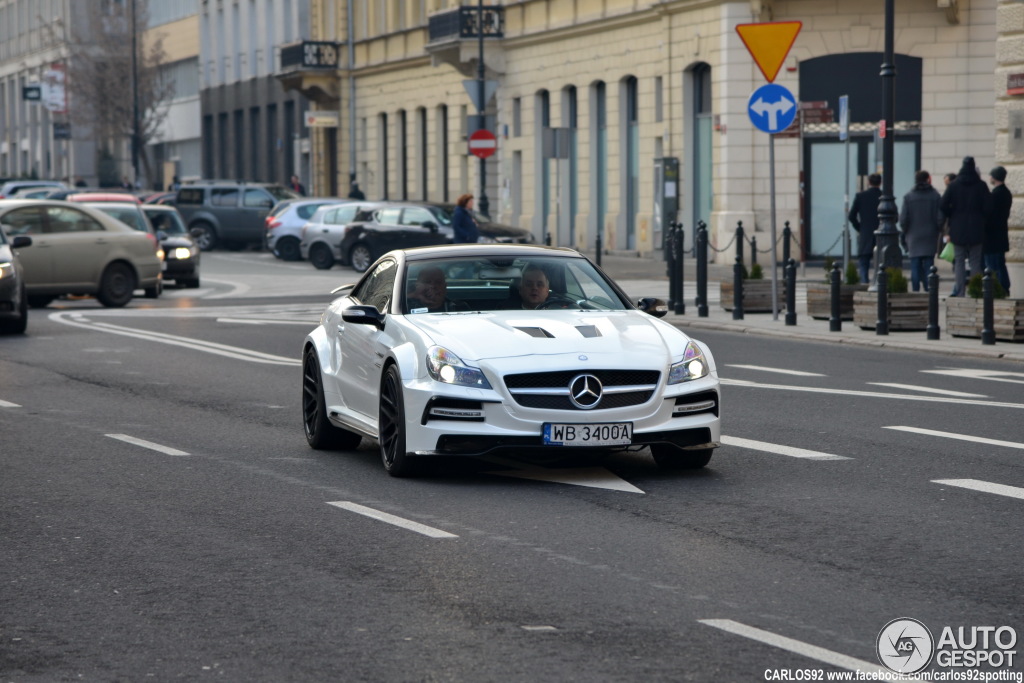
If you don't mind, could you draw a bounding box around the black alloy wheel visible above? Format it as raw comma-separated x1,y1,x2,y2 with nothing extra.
309,244,335,270
302,348,361,450
379,364,420,477
650,444,714,470
276,237,302,261
96,263,136,308
190,222,217,251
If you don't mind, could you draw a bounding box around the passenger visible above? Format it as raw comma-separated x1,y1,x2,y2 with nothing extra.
508,263,571,309
406,266,466,313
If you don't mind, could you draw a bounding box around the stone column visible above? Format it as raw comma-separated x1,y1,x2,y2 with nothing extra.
996,1,1024,292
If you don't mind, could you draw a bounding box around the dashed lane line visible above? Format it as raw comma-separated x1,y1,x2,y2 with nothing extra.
867,383,987,398
720,436,849,460
326,502,458,538
0,399,21,408
722,378,1024,409
106,434,190,456
933,479,1024,501
883,426,1024,451
699,619,887,674
726,365,826,377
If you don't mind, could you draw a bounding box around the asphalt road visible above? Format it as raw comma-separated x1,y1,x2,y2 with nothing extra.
2,252,1022,682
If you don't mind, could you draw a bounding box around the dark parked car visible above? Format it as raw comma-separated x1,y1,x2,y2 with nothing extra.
0,226,31,334
174,181,298,251
338,201,534,272
143,205,201,288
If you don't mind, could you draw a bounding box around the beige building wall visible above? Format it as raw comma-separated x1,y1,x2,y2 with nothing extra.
996,0,1023,292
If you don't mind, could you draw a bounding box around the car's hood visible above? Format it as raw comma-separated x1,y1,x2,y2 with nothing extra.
405,311,687,363
160,235,195,248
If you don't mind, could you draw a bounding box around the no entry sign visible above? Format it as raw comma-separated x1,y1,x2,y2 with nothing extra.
468,129,497,159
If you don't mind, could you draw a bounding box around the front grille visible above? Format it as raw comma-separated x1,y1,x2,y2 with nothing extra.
504,369,660,411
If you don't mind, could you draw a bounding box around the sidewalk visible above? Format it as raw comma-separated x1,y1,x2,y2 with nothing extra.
589,252,1024,364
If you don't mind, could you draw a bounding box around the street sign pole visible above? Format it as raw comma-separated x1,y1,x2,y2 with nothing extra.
769,133,779,321
476,0,490,218
840,95,851,276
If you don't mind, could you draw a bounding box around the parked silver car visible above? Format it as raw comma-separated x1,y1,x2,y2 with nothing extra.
299,201,386,270
0,200,162,308
266,197,350,261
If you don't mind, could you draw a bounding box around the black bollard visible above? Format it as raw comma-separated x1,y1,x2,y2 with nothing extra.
676,226,685,315
733,257,744,320
829,262,842,332
876,267,889,335
785,258,797,326
545,231,552,246
735,221,745,269
782,221,792,266
927,266,940,340
751,236,758,270
596,231,602,268
696,221,708,318
982,268,996,345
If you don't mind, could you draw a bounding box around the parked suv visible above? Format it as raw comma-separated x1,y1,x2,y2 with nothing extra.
174,182,297,251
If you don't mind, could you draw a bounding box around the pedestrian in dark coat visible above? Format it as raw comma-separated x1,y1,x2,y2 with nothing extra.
848,173,882,284
452,193,479,244
985,166,1012,295
940,156,990,296
348,182,366,200
899,170,944,292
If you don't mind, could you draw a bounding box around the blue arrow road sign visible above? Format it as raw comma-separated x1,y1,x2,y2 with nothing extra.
747,83,797,134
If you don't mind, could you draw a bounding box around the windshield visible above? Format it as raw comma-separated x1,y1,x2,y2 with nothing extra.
402,256,629,314
90,205,149,232
264,185,300,202
144,209,187,235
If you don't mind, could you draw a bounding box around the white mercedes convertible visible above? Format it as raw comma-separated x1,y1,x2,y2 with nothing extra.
302,244,721,476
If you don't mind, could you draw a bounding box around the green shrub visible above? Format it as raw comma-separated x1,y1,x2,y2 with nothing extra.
749,263,764,280
845,261,860,286
885,267,908,294
966,273,1008,299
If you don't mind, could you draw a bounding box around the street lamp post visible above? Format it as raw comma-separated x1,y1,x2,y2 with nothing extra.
130,0,140,187
476,0,490,217
872,0,902,290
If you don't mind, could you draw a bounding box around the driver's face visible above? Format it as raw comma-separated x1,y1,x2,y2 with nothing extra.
519,270,549,307
413,270,446,308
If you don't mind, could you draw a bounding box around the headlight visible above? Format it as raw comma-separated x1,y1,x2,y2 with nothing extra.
171,247,193,260
668,341,709,384
0,262,13,280
426,346,491,388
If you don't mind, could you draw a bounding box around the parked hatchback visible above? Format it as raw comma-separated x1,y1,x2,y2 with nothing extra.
175,182,298,251
266,197,350,261
299,201,387,270
0,226,31,334
0,200,162,308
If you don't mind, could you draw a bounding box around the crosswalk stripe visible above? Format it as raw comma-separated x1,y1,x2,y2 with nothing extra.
884,426,1024,450
868,383,987,398
721,436,849,460
932,479,1024,501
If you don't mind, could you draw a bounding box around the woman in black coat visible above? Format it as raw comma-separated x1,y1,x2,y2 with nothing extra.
940,156,990,296
984,166,1012,295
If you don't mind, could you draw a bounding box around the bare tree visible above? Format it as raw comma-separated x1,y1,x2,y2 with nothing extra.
60,0,175,187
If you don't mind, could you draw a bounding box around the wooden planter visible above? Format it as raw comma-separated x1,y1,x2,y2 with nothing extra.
719,279,788,313
807,283,870,320
853,291,929,331
946,297,1024,342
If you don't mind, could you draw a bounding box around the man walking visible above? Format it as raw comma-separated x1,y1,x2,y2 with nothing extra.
848,173,882,284
899,170,944,292
940,156,989,297
985,166,1012,295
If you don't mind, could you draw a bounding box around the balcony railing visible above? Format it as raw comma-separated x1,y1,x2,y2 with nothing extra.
279,41,341,71
428,5,504,42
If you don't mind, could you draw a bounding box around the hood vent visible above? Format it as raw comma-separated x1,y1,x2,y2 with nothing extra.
514,326,554,338
575,325,601,338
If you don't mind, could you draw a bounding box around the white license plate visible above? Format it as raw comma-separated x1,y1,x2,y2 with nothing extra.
543,422,633,447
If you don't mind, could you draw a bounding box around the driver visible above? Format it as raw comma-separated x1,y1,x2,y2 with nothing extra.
406,266,466,313
517,264,551,309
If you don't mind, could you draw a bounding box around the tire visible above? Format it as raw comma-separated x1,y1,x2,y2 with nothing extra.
144,278,163,299
275,237,302,261
651,445,714,470
0,290,27,335
27,295,55,309
190,222,217,251
349,243,373,273
309,243,335,270
379,364,420,477
302,349,362,450
96,263,136,308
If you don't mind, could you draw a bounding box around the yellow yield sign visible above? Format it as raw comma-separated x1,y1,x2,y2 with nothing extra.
735,21,802,83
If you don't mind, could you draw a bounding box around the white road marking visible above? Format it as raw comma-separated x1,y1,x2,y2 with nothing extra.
0,399,22,408
326,502,458,538
933,479,1024,501
106,434,190,456
721,436,849,460
884,426,1024,450
487,466,645,493
50,312,300,366
922,368,1024,385
215,317,315,326
726,364,826,377
868,383,987,398
721,378,1024,410
201,277,251,299
699,619,887,674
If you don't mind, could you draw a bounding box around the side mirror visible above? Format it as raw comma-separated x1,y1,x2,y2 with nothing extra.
11,235,32,249
342,305,386,329
637,297,668,318
422,221,438,232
